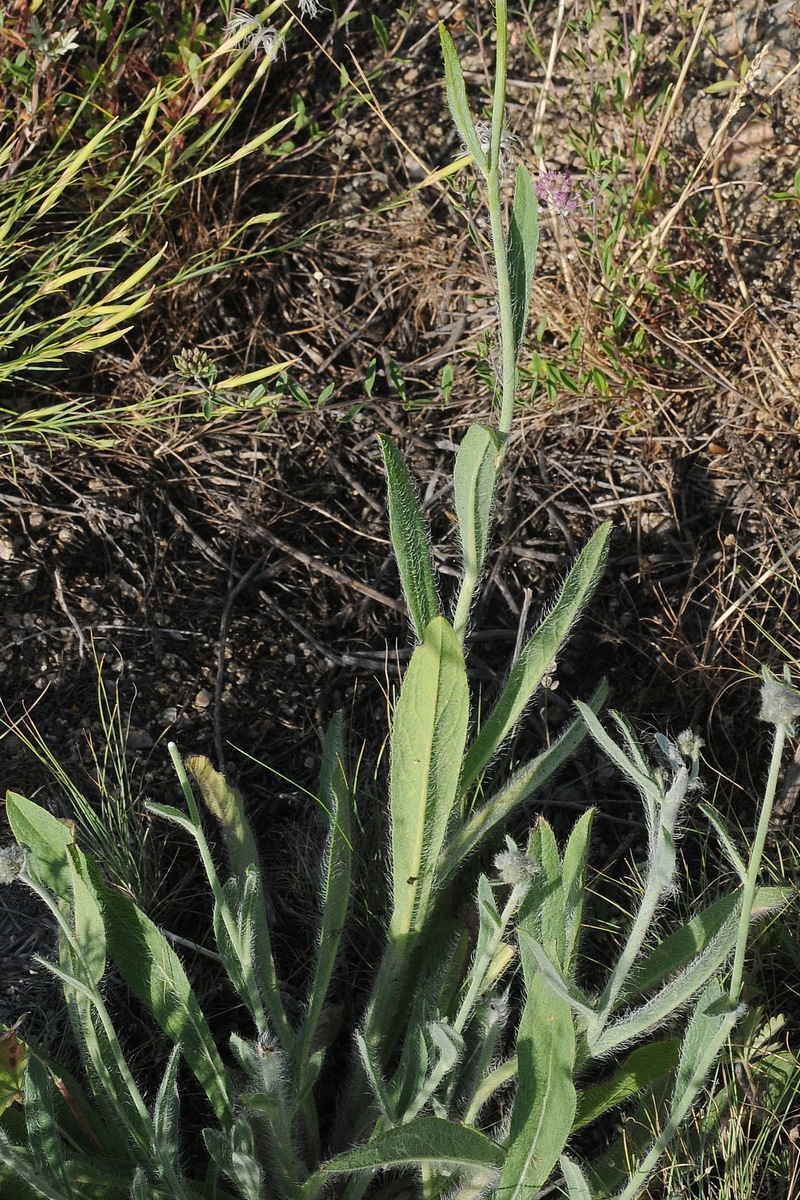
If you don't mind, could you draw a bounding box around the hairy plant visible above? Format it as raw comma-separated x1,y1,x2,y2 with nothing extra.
0,4,795,1199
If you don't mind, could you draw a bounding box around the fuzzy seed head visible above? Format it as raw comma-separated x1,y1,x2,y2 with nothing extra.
494,847,536,887
226,11,284,59
0,844,25,885
759,668,800,730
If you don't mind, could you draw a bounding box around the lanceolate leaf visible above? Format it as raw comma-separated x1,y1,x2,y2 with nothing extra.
439,679,607,884
561,809,595,976
390,617,469,943
560,1155,593,1200
379,434,439,640
6,792,73,899
507,164,539,358
453,423,500,638
619,886,788,1002
24,1055,71,1198
294,713,352,1094
102,887,234,1130
614,983,743,1200
461,522,611,792
499,943,577,1196
573,1039,681,1131
590,911,742,1057
312,1115,503,1179
439,25,488,172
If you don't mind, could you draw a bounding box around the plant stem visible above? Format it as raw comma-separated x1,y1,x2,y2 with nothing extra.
729,722,786,1003
484,0,517,443
593,767,684,1039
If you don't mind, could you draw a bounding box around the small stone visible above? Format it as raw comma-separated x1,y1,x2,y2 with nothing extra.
194,688,213,710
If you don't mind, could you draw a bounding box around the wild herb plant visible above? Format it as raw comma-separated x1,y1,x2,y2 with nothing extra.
1,4,796,1198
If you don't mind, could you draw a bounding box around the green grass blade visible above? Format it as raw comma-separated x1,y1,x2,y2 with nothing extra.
389,617,469,943
439,25,488,173
102,887,234,1130
378,434,439,640
507,164,539,359
499,945,577,1195
452,423,501,642
440,679,607,883
461,522,611,791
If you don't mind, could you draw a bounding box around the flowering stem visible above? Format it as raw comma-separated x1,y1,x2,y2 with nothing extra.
729,722,786,1004
484,0,517,444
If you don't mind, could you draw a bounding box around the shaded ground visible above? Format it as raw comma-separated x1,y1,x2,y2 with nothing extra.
1,0,799,1179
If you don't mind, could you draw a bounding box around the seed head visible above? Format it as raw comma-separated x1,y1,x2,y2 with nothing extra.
226,11,284,59
494,846,536,887
759,667,800,731
0,844,25,885
174,347,218,385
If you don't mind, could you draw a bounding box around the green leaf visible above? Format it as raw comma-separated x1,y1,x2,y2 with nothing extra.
461,522,611,791
439,679,607,883
507,164,539,358
452,423,500,640
0,1133,68,1200
590,908,743,1057
533,818,566,970
0,1027,26,1115
573,1039,681,1131
614,983,743,1200
6,792,73,898
499,944,576,1195
169,750,293,1051
561,809,595,977
560,1155,593,1200
517,933,596,1028
439,25,487,172
102,887,234,1130
390,617,469,943
24,1055,71,1198
67,847,106,986
698,800,748,883
294,713,352,1096
316,1115,504,1176
622,886,788,1001
153,1043,182,1161
575,704,658,806
378,434,439,640
185,755,258,881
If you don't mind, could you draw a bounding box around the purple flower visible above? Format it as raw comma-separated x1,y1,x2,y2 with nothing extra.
535,169,580,216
